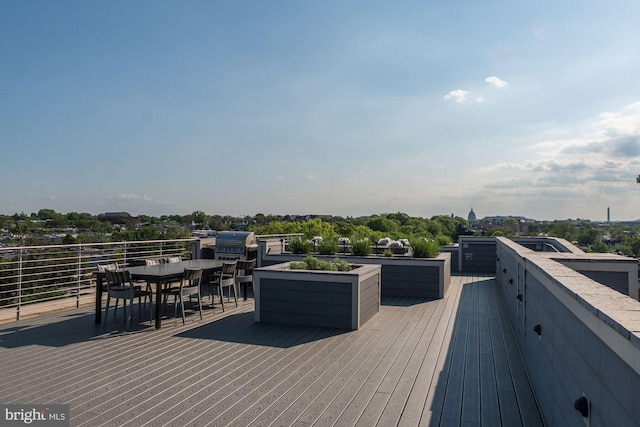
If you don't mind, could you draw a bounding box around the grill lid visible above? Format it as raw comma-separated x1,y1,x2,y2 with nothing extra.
216,231,255,246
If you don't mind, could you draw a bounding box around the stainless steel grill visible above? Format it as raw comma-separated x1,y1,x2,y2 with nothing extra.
214,231,257,260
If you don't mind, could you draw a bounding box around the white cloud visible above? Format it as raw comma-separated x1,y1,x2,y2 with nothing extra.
443,89,469,104
467,101,640,219
485,76,507,88
114,193,151,202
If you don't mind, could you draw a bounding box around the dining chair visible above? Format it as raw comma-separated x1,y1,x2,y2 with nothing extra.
103,269,153,327
97,262,119,272
212,260,238,312
96,262,118,292
162,256,182,264
164,267,204,325
235,259,256,301
143,258,169,301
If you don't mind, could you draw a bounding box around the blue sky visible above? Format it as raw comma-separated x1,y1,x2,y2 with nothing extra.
2,1,640,221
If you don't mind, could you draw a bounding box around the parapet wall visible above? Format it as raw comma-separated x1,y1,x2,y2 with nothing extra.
496,237,640,427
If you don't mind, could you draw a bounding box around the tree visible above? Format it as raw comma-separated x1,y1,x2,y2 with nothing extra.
300,218,335,240
164,221,189,239
547,221,577,242
365,216,399,234
577,227,600,247
589,240,609,253
63,234,77,244
189,210,208,227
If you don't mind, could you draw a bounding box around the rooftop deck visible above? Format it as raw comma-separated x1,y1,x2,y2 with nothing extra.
0,274,543,426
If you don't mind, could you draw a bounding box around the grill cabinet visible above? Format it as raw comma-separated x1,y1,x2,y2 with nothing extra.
214,231,257,260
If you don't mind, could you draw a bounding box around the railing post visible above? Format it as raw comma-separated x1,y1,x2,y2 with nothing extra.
76,245,82,308
17,249,23,321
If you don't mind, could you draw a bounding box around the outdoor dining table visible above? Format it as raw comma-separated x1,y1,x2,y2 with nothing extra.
95,259,229,329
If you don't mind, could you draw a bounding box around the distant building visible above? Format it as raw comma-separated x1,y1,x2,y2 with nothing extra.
468,207,477,222
99,212,139,226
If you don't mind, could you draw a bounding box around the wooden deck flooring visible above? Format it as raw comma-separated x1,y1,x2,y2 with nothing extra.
0,275,544,426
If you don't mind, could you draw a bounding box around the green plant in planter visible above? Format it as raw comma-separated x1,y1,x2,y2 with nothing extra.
383,249,394,257
410,238,440,258
289,237,312,254
290,256,351,271
351,239,372,256
318,238,339,255
435,234,452,246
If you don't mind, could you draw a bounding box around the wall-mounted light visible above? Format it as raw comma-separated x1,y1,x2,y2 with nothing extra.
517,293,523,301
496,256,500,261
574,396,589,418
503,268,507,273
533,324,542,335
508,278,513,285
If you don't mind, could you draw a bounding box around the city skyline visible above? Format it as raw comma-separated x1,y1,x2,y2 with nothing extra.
2,2,640,221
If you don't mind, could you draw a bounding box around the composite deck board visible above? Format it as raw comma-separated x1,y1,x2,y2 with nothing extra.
478,279,501,426
438,275,471,427
334,296,442,426
488,292,523,427
461,283,481,425
231,300,407,427
421,274,467,427
396,273,465,427
261,297,418,427
373,296,452,426
305,296,437,427
0,275,544,426
491,284,543,427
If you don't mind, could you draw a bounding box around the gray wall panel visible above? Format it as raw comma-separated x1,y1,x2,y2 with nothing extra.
577,270,628,295
497,239,640,427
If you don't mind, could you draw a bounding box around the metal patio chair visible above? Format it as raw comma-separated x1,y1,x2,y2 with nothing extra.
103,269,153,327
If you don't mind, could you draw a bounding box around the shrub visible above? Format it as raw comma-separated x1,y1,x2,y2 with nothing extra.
318,238,339,255
351,239,372,256
384,249,394,257
435,234,452,246
289,261,308,269
289,237,312,254
289,256,351,271
411,238,440,258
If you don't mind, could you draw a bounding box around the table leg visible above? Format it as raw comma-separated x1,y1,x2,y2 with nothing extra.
95,275,103,324
155,281,162,329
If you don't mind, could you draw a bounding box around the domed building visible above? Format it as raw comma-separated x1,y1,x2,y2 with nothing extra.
468,207,477,223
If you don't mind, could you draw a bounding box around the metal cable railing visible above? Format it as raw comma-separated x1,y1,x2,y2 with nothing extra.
0,239,197,321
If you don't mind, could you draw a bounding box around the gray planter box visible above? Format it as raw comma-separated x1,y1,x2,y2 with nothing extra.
257,240,450,299
254,262,381,330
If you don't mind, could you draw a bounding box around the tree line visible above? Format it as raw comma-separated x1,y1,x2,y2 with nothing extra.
3,209,640,255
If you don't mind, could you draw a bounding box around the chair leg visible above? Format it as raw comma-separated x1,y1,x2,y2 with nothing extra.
173,294,179,319
180,294,186,325
104,297,111,327
233,284,238,308
197,292,203,320
219,285,225,312
128,299,134,327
